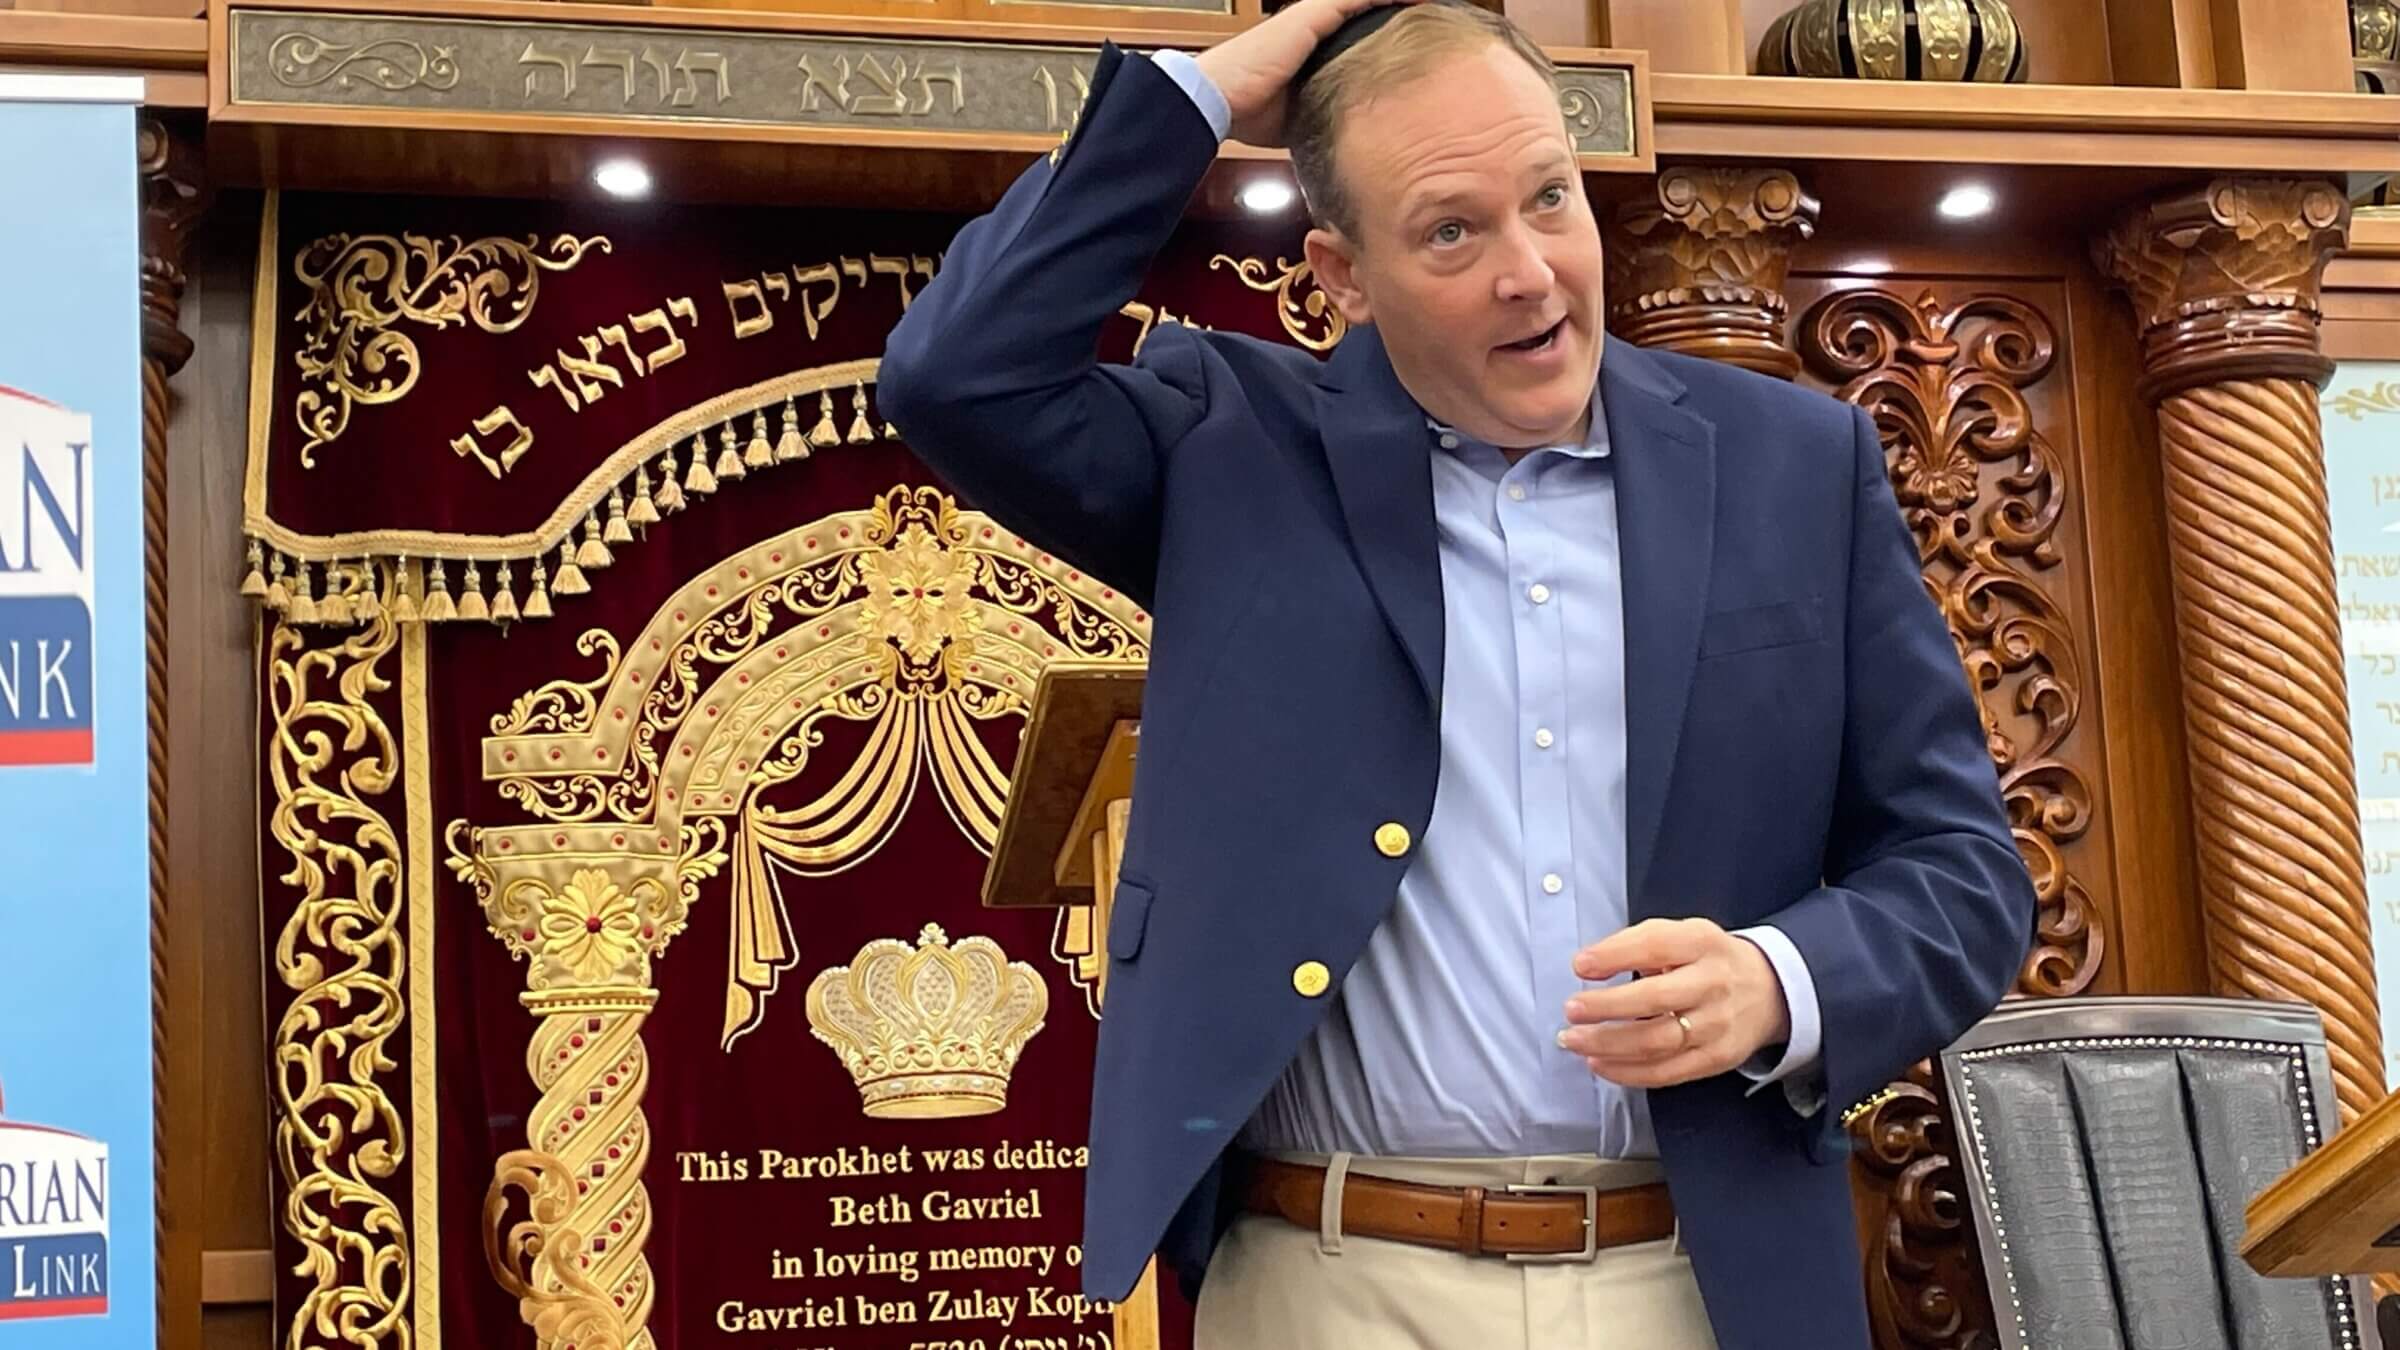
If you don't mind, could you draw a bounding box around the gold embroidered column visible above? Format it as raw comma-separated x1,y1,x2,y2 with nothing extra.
1604,166,1820,380
2097,178,2385,1119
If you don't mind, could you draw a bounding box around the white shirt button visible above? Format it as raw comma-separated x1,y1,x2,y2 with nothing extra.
1439,433,1459,450
1534,728,1555,749
1528,583,1551,605
1542,873,1564,895
1507,484,1527,501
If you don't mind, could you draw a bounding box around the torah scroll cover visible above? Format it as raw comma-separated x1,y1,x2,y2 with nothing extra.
248,187,1338,1350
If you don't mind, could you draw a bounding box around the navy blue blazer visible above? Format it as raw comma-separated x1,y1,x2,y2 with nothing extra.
880,43,2034,1350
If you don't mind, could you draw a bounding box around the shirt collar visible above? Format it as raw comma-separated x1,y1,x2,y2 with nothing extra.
1426,387,1611,461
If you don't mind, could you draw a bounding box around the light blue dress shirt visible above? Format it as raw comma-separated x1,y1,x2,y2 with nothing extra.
1152,52,1823,1161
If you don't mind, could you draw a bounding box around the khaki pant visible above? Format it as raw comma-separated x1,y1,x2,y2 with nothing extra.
1193,1153,1719,1350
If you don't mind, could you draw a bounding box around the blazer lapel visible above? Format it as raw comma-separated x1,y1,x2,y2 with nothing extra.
1603,339,1718,912
1315,325,1445,712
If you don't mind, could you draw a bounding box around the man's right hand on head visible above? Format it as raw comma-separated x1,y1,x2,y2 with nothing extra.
1195,0,1417,148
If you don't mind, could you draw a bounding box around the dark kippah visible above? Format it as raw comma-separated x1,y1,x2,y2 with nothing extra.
1290,0,1460,94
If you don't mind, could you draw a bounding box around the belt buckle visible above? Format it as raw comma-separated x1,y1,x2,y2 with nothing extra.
1500,1182,1599,1263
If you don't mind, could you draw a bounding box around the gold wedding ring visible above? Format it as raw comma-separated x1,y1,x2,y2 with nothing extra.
1673,1012,1694,1050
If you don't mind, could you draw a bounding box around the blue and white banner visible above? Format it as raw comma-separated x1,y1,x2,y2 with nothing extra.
0,74,152,1344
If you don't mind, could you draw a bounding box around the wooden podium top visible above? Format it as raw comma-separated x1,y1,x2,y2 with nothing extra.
2244,1084,2400,1278
982,660,1145,911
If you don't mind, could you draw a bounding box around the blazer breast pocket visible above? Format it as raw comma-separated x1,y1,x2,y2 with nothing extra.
1698,596,1826,660
1107,877,1155,962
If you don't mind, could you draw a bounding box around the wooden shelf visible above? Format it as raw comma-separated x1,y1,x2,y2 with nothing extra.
1654,73,2400,174
2350,211,2400,258
0,9,206,104
13,0,2400,197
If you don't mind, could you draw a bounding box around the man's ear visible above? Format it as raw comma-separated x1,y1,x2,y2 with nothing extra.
1304,226,1373,327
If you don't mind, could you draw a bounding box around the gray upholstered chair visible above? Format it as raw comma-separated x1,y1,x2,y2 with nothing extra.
1937,995,2382,1350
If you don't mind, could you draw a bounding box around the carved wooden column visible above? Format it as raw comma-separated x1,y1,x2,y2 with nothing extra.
2097,178,2386,1120
139,112,207,1350
1604,166,1820,379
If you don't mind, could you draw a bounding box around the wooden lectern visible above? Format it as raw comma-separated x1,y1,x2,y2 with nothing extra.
2243,1092,2400,1284
984,660,1162,1350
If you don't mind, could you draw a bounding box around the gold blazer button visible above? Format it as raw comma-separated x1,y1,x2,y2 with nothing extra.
1374,822,1411,858
1292,961,1331,998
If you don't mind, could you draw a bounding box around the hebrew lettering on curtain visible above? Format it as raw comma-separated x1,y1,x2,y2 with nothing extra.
243,186,1343,1350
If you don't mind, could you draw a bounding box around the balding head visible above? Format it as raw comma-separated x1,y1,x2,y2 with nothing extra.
1286,1,1558,239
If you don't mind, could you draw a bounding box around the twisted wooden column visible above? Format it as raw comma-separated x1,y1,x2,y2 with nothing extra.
139,113,207,1350
1604,166,1820,379
2097,178,2385,1120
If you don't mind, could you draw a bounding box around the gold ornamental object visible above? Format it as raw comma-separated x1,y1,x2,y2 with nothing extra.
1758,0,2027,83
806,923,1049,1120
2357,0,2399,60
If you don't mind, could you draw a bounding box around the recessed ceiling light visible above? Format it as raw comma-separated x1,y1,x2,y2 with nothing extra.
1238,178,1297,215
1937,183,1997,221
594,158,653,199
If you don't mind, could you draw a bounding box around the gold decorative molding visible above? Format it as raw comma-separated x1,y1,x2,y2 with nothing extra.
225,9,1643,160
1208,255,1345,352
401,621,442,1350
806,923,1049,1119
268,32,460,90
291,228,609,466
266,610,413,1350
1607,166,1820,380
2100,178,2385,1122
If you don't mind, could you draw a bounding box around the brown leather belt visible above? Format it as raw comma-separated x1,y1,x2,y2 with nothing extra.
1238,1157,1676,1262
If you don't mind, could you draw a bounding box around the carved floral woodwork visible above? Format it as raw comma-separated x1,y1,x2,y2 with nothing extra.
1606,167,1820,380
1802,287,2102,1000
1848,1064,1988,1350
1800,282,2105,1350
2097,178,2386,1122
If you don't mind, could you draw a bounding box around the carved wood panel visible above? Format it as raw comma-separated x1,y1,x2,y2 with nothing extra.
1788,276,2119,1350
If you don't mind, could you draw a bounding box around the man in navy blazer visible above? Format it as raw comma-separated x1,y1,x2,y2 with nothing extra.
880,2,2034,1344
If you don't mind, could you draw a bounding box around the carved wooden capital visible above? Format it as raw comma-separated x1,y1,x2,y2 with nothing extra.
1606,166,1820,380
138,115,208,377
2094,177,2349,402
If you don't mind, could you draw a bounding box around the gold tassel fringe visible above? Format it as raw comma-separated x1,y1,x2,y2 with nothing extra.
746,409,773,467
777,395,805,462
715,422,747,481
490,563,519,624
422,559,457,623
457,561,491,623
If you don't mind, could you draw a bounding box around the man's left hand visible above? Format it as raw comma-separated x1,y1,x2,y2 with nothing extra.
1557,918,1792,1089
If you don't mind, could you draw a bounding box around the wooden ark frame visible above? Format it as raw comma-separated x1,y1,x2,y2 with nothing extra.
11,0,2400,1348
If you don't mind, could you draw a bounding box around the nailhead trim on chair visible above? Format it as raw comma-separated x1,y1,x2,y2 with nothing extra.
1957,1035,2360,1349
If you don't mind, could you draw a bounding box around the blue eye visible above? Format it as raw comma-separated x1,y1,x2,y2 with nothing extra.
1538,183,1568,208
1431,222,1465,245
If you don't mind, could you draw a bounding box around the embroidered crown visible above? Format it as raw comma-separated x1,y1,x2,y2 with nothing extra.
805,924,1048,1118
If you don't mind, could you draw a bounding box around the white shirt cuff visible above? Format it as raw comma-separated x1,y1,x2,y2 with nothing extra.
1150,49,1231,144
1731,925,1826,1117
